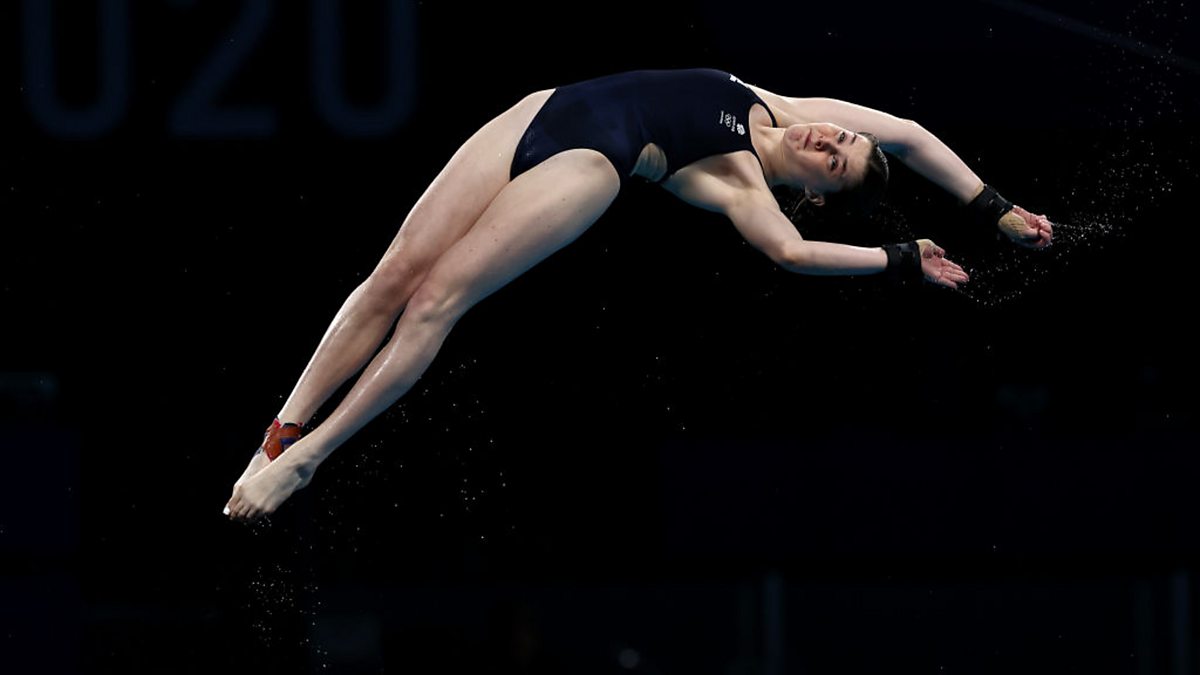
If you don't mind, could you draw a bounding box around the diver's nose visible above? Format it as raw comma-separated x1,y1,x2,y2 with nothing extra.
814,134,834,151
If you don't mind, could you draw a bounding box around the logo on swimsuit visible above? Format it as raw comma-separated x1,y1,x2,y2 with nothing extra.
718,110,746,136
727,75,749,134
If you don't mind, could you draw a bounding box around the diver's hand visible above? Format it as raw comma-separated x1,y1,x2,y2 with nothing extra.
916,239,970,289
999,205,1053,249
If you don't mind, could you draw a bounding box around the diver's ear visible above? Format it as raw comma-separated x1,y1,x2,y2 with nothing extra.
804,187,826,207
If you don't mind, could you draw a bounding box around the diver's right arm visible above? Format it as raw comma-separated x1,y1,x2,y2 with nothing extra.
724,191,969,289
724,190,885,275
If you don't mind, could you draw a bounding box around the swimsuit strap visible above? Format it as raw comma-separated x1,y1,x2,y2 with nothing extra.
753,95,778,128
747,97,776,180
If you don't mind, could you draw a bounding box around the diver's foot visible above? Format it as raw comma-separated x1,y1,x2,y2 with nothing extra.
225,453,312,522
233,447,271,488
234,418,306,484
228,418,306,516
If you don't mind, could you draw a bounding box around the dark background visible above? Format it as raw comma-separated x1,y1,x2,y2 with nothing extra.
2,0,1198,673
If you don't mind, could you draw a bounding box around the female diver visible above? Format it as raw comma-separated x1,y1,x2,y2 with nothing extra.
224,68,1053,521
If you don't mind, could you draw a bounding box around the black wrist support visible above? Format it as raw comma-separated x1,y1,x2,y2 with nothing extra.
966,184,1014,228
882,241,922,283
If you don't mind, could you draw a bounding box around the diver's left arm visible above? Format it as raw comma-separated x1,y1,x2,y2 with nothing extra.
785,97,1053,248
903,125,1053,249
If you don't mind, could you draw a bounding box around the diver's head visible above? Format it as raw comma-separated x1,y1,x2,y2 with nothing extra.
780,123,889,215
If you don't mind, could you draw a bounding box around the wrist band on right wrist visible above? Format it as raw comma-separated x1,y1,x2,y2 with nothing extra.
882,241,922,283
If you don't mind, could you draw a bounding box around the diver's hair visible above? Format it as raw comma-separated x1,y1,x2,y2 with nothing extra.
782,131,889,222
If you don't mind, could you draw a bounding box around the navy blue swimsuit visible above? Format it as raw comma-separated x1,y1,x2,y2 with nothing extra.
510,68,779,188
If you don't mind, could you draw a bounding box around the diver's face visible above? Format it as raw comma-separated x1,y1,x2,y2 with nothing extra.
785,122,873,197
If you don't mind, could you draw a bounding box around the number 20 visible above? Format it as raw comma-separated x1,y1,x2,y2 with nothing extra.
22,0,416,138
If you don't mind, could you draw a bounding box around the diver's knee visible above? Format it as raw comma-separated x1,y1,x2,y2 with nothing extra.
363,260,428,312
403,278,465,327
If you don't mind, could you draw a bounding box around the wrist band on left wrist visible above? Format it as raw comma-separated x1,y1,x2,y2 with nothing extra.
966,184,1014,227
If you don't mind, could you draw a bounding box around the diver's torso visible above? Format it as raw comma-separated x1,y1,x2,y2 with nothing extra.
549,68,778,195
